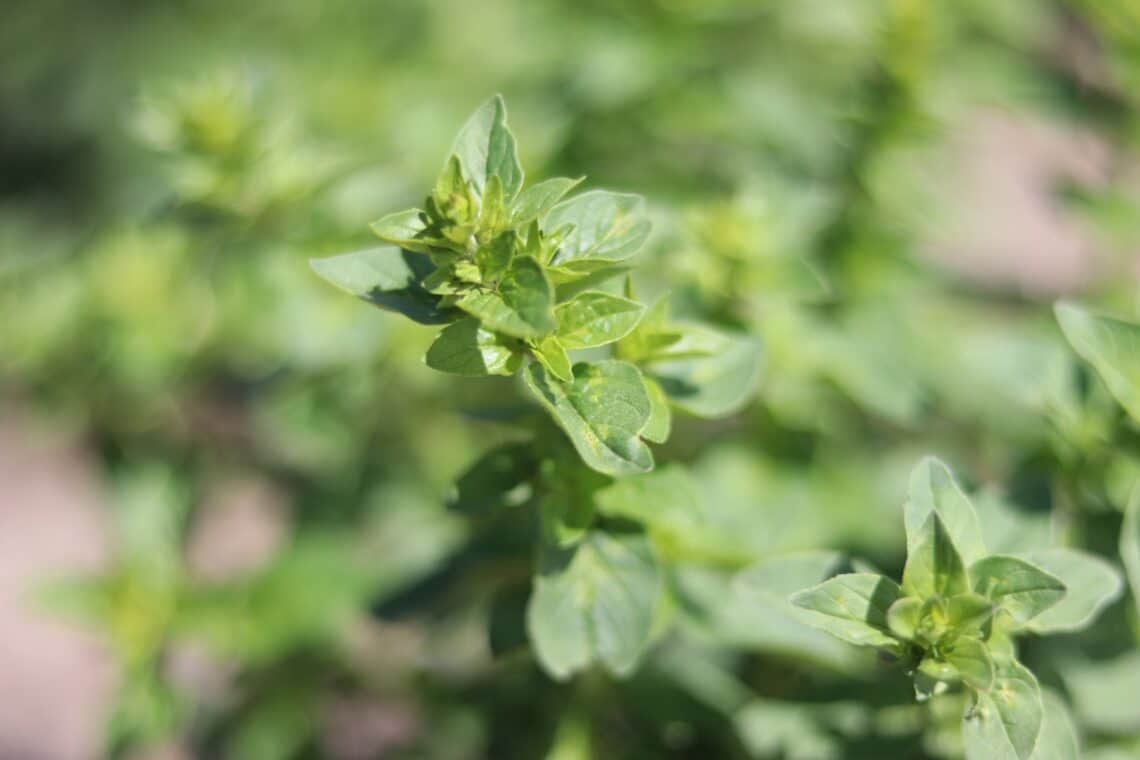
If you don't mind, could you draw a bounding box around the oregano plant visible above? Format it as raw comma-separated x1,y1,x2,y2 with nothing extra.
790,457,1122,760
312,95,761,678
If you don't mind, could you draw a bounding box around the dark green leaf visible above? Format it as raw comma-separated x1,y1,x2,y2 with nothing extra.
425,318,524,376
457,255,555,338
310,246,455,324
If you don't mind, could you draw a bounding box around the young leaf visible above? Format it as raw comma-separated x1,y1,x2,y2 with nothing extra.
962,657,1044,760
450,94,523,199
513,177,583,225
970,555,1066,625
640,376,672,444
643,322,763,418
1124,487,1140,619
555,291,646,349
905,457,987,567
524,360,653,476
886,596,923,640
310,247,455,324
945,637,995,691
544,190,651,275
788,573,903,651
903,512,969,599
532,336,573,382
948,592,997,635
370,208,446,254
457,255,555,338
1055,302,1140,424
1018,548,1123,633
425,318,524,376
527,531,662,679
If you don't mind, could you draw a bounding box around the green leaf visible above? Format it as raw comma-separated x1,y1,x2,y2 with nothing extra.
310,246,455,324
457,255,555,338
903,512,969,599
1056,302,1140,423
970,555,1066,625
450,94,523,199
945,637,995,691
448,442,537,516
555,291,646,349
1123,486,1140,619
963,657,1044,760
948,592,997,635
1030,690,1080,760
369,208,445,254
1019,548,1123,633
527,531,662,679
640,376,672,444
886,596,922,640
788,573,903,651
513,177,583,225
524,360,653,477
905,457,987,567
424,318,524,376
544,190,651,275
644,322,763,418
532,336,573,382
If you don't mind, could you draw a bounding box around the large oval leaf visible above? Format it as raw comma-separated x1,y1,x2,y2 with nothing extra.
524,360,653,476
526,531,662,679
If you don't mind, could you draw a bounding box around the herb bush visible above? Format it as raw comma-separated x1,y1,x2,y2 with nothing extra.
2,1,1140,758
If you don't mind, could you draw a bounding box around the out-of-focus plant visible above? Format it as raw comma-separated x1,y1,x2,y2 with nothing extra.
790,458,1121,759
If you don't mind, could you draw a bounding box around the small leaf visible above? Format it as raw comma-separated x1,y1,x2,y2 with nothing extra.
640,376,672,444
532,336,573,382
643,322,763,418
1124,486,1140,619
948,592,997,635
903,512,969,599
1055,302,1140,424
369,208,446,254
477,174,509,236
970,555,1066,625
513,177,584,225
555,291,646,349
524,360,653,477
945,637,995,691
310,247,455,324
544,190,651,274
788,573,903,651
450,94,523,199
457,255,555,338
886,596,922,640
905,457,987,566
963,657,1044,760
425,318,524,376
527,531,662,679
1019,548,1123,633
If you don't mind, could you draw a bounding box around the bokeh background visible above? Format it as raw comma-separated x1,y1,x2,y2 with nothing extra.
2,0,1140,758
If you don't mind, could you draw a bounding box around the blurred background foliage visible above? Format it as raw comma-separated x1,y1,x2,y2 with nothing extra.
2,0,1140,758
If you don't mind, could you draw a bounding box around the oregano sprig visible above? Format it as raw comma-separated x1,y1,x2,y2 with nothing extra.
311,95,761,479
789,457,1122,760
312,95,762,679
